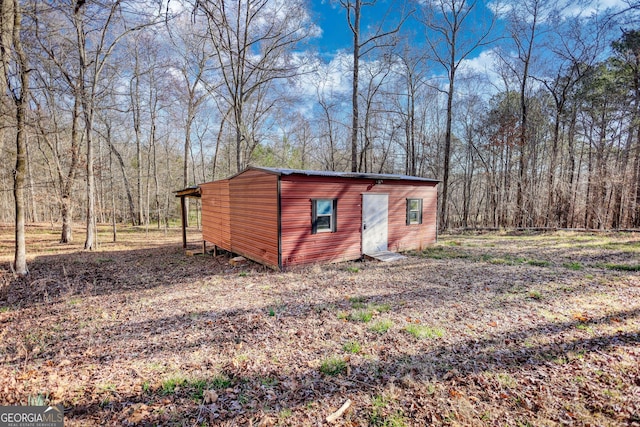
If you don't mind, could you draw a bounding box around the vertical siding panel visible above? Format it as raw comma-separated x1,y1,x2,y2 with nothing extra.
201,180,231,251
229,170,279,269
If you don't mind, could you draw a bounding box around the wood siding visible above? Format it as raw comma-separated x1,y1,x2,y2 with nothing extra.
279,175,437,268
200,180,231,251
229,169,279,269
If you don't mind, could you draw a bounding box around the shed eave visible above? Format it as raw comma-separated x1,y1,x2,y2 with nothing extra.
247,166,440,183
174,186,201,198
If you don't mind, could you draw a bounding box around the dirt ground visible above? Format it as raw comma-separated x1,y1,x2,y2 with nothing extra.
0,224,639,426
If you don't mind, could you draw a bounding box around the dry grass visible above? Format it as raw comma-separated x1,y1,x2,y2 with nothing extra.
0,225,638,426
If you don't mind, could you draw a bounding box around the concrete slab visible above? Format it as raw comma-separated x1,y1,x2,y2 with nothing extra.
364,251,407,262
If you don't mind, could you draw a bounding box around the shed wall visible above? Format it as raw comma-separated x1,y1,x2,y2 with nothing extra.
229,169,279,269
200,180,231,251
279,176,437,267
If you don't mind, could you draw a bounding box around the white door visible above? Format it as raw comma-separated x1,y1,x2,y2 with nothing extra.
362,193,388,254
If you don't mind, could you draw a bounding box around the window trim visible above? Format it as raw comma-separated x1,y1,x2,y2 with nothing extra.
406,198,423,225
312,199,338,234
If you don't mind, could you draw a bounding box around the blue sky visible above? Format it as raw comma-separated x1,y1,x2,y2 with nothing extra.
310,0,422,54
308,0,633,61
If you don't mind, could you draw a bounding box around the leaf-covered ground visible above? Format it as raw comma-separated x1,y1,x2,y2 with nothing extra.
1,225,639,426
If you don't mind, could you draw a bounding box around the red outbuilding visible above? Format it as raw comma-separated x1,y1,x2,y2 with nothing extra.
192,167,439,269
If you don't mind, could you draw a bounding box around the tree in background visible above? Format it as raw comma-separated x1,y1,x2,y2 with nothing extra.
612,29,640,227
194,0,315,173
419,0,497,231
1,0,30,275
340,0,409,172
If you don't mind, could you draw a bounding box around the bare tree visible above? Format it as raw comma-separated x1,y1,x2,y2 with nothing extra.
1,0,30,275
419,0,497,231
497,0,558,227
72,0,163,250
194,0,315,173
339,0,409,172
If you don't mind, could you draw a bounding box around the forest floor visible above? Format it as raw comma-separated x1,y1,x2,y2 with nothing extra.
0,224,639,426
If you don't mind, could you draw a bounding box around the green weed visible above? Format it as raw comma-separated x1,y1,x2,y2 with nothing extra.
369,319,393,334
319,356,347,376
189,379,208,400
602,263,640,272
404,324,444,339
349,296,367,309
563,262,583,270
211,374,231,389
370,394,407,427
342,341,362,354
260,376,278,387
527,259,550,267
350,309,374,323
161,376,186,395
371,303,391,313
279,408,293,419
528,290,542,300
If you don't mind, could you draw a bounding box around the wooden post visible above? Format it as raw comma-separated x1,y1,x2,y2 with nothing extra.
202,240,207,255
180,196,187,248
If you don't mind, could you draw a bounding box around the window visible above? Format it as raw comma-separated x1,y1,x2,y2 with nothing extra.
312,199,337,233
406,198,423,225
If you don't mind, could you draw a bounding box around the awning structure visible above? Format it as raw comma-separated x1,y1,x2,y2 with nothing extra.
175,186,201,248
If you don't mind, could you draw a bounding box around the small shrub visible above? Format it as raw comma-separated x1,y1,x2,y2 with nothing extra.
370,394,407,427
347,266,360,273
372,303,391,313
337,311,349,320
528,290,542,300
563,262,583,270
320,356,347,376
211,374,231,389
350,309,373,323
603,263,640,272
189,379,208,400
349,296,367,309
343,341,361,354
260,376,278,387
404,324,444,339
495,372,517,388
527,259,550,267
161,376,186,395
369,319,393,334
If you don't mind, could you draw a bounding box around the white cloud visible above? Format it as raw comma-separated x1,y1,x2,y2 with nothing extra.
295,51,353,99
488,0,629,22
459,48,502,81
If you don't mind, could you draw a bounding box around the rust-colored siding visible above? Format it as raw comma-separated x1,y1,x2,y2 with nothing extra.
200,180,231,251
279,175,437,268
229,169,279,269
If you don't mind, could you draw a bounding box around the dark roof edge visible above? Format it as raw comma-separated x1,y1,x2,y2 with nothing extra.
247,166,441,183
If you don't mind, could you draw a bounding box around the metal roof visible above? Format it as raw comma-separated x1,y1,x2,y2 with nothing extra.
250,167,440,183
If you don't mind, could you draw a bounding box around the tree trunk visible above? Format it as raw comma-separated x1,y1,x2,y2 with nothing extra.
8,0,29,275
440,72,455,231
350,0,360,172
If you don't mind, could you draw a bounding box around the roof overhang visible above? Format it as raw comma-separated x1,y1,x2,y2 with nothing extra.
238,166,441,183
174,186,201,198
